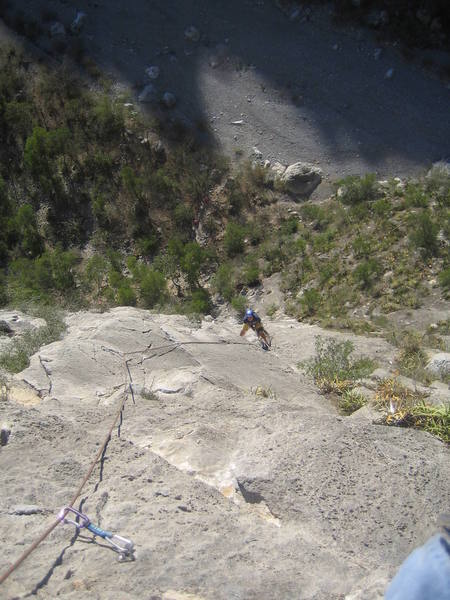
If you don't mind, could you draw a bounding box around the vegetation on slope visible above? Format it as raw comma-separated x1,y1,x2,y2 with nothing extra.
0,43,449,328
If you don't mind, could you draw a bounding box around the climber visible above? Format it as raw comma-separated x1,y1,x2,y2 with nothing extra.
240,308,270,350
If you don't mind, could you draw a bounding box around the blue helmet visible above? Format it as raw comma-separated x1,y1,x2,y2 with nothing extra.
245,308,253,317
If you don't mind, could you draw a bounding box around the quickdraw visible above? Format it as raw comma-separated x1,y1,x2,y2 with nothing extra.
58,506,134,561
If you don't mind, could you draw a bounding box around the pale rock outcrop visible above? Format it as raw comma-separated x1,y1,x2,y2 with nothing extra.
0,309,448,600
280,161,323,196
426,352,450,378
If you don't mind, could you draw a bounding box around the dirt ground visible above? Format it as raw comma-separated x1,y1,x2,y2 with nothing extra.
6,0,450,197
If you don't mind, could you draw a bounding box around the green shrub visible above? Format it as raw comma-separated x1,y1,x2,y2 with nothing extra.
139,269,167,307
409,211,439,258
7,248,78,303
0,307,65,373
242,259,260,287
224,222,246,257
353,258,381,289
439,266,450,291
300,204,330,230
349,202,370,222
352,234,373,258
24,126,71,180
231,295,246,313
13,205,44,258
174,202,194,232
404,183,428,208
91,97,124,141
246,220,264,246
212,263,235,301
426,164,450,207
117,283,137,306
393,330,431,383
82,254,108,297
121,166,143,198
339,389,367,415
336,174,378,205
187,288,211,314
312,230,335,253
373,197,391,217
318,260,337,285
180,242,211,287
280,217,298,236
301,288,321,316
295,237,307,255
266,303,278,317
303,336,375,390
136,234,160,257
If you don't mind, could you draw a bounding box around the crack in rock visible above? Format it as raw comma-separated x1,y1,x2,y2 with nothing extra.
38,355,52,396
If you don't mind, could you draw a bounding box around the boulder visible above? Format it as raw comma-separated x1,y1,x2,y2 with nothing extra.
280,162,322,196
0,320,13,337
50,22,66,37
138,84,157,103
184,25,200,42
428,381,450,407
426,160,450,183
209,44,227,69
70,12,87,34
426,352,450,378
145,65,160,80
369,367,392,381
271,161,286,177
366,10,389,28
162,92,177,108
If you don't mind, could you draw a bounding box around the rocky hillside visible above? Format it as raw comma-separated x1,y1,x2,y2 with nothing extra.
1,307,449,599
0,3,449,599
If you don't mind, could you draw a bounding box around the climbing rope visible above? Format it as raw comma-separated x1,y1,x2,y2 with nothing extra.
0,337,266,587
0,390,128,586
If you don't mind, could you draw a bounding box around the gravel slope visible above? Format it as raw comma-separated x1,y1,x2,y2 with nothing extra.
7,0,450,197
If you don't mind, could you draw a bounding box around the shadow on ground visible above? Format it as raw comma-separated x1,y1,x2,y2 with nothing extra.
5,0,450,185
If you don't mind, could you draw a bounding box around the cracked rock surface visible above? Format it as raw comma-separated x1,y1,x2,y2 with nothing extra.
1,307,449,599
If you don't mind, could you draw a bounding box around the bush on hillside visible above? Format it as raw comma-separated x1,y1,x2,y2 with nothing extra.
300,288,321,316
7,247,78,303
224,222,246,257
408,211,439,258
187,288,211,315
139,268,167,308
212,263,235,301
303,335,374,392
404,183,429,208
336,174,379,205
353,258,382,289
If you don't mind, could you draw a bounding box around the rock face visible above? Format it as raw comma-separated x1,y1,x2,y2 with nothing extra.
0,308,449,600
280,162,323,196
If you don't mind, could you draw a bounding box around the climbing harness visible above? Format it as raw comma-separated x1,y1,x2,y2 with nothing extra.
58,506,134,561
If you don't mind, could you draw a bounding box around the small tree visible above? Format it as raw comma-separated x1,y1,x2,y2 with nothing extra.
409,211,439,258
140,269,167,307
353,258,381,289
336,174,378,205
224,222,246,257
180,241,210,288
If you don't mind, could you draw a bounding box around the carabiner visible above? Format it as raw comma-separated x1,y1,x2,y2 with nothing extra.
58,506,90,529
